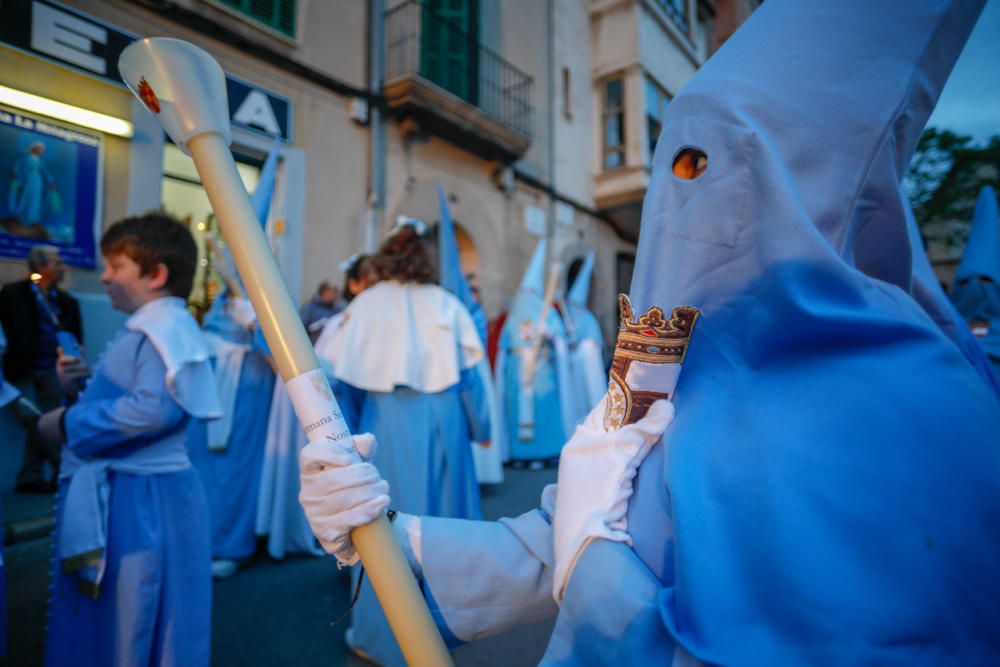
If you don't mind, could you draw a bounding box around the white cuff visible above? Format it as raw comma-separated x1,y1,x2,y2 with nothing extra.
392,512,423,578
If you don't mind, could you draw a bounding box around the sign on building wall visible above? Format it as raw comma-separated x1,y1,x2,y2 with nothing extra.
0,108,102,268
524,205,546,236
1,0,294,141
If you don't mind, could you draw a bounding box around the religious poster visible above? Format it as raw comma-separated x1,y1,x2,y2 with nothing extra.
0,106,102,268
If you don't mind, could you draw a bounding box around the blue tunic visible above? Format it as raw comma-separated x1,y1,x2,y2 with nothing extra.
188,295,275,561
46,330,211,667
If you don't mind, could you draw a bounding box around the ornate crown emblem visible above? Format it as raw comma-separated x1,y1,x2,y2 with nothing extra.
604,295,699,430
137,77,161,114
613,295,699,365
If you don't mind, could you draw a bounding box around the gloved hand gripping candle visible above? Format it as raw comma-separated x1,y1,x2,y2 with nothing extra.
552,295,699,601
119,38,453,667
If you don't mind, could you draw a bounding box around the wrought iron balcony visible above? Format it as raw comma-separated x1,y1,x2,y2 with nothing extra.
384,0,534,162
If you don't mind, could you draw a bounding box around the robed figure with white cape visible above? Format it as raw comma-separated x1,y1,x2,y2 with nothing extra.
317,221,488,665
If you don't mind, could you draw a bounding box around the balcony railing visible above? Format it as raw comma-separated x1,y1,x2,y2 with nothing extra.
385,0,534,137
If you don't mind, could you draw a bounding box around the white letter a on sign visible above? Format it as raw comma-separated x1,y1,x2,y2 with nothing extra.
233,90,280,136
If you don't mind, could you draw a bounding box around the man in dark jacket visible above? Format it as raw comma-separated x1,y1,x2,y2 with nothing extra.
0,245,82,491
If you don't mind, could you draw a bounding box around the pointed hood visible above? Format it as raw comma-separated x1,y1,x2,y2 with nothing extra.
437,183,487,344
565,251,603,345
952,185,1000,320
904,188,1000,395
608,2,1000,662
567,251,595,308
519,238,547,295
503,238,565,351
251,138,281,229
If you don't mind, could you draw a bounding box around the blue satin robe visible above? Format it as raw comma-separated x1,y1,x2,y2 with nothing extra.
340,367,488,666
188,300,275,561
45,330,211,667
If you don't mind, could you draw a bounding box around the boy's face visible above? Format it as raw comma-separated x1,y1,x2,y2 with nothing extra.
100,253,164,314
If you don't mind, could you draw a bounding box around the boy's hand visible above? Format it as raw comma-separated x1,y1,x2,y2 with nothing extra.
56,348,90,397
37,407,67,448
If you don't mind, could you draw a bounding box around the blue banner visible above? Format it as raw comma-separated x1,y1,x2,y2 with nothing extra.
0,107,101,268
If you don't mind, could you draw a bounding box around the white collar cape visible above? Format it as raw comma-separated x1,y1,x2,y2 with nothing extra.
126,296,222,419
319,281,484,393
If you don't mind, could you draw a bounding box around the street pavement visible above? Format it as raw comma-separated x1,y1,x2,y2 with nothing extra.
3,465,558,666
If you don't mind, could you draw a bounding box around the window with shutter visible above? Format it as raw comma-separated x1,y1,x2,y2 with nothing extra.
219,0,296,38
420,0,479,104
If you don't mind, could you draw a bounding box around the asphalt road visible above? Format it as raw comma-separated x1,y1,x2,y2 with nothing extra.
3,465,558,666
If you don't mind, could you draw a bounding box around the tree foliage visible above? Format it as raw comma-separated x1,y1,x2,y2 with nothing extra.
906,128,1000,256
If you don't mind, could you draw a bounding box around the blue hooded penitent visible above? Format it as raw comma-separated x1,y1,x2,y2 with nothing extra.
497,239,570,461
437,183,487,344
565,251,602,344
250,138,281,228
563,251,607,423
905,188,1000,394
542,0,1000,663
951,185,1000,371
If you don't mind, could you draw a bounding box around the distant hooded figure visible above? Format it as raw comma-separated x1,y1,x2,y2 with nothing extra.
436,184,503,484
298,1,1000,663
496,239,573,463
902,187,1000,395
186,288,276,575
562,251,606,425
951,185,1000,378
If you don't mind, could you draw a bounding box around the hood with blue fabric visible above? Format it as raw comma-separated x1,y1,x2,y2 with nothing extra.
905,187,1000,393
437,183,488,344
572,0,1000,662
502,239,567,350
564,251,603,346
953,185,1000,312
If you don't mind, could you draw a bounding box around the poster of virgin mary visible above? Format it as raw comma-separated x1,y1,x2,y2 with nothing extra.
0,107,102,268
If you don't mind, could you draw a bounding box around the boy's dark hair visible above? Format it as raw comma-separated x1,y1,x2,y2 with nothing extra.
100,212,197,298
373,225,435,285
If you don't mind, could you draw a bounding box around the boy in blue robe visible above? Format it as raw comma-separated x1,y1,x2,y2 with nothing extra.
299,1,1000,664
37,213,220,667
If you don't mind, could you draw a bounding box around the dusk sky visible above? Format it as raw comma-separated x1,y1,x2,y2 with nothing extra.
926,0,1000,144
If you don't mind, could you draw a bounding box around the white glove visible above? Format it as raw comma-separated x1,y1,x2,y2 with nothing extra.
552,397,675,602
299,433,390,566
227,296,258,330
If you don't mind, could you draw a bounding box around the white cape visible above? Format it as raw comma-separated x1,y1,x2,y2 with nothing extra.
320,281,483,393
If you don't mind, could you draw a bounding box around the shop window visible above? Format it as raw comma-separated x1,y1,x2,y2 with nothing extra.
645,76,671,162
161,143,261,314
603,77,625,170
219,0,296,38
653,0,689,34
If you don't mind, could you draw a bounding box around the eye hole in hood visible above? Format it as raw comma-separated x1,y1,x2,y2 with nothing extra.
672,147,708,180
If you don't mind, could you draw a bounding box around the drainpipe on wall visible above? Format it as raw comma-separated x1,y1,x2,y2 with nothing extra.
367,0,387,252
544,0,557,284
